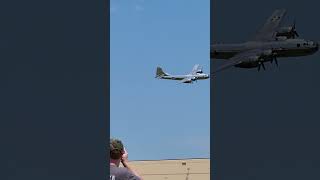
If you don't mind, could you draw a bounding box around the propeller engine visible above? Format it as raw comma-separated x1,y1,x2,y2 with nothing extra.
256,50,278,71
276,19,299,39
270,53,278,66
247,55,266,71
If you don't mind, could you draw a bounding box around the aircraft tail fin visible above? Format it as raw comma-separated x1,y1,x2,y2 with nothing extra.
191,64,203,74
156,67,169,78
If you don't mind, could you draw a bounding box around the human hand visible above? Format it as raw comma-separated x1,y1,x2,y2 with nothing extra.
121,147,129,163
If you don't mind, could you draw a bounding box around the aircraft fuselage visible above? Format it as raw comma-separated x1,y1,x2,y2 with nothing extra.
160,74,209,81
211,39,319,68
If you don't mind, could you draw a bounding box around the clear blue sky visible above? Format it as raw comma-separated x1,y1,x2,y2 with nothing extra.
110,0,210,160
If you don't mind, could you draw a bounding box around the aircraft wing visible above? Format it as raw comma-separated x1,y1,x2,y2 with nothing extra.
212,49,265,75
253,9,287,41
180,78,192,83
191,64,203,75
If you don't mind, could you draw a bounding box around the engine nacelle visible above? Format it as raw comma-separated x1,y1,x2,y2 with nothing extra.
277,26,293,33
247,55,260,62
262,49,273,56
276,26,299,39
275,36,287,41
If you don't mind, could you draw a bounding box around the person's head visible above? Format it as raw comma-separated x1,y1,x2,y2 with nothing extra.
110,138,124,162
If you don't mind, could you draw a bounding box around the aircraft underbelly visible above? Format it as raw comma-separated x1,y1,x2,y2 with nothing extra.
162,77,182,80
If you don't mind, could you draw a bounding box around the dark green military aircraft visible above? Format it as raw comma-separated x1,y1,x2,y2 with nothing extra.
211,9,319,74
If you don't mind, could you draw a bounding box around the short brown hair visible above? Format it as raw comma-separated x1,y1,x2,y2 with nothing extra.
110,138,124,159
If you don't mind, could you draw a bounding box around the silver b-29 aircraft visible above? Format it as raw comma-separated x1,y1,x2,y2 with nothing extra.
156,64,209,83
211,9,319,74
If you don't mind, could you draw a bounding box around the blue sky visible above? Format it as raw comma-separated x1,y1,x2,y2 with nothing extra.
110,0,210,160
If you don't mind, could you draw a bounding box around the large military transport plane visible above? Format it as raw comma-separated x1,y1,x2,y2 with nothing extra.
211,9,319,74
155,64,209,83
